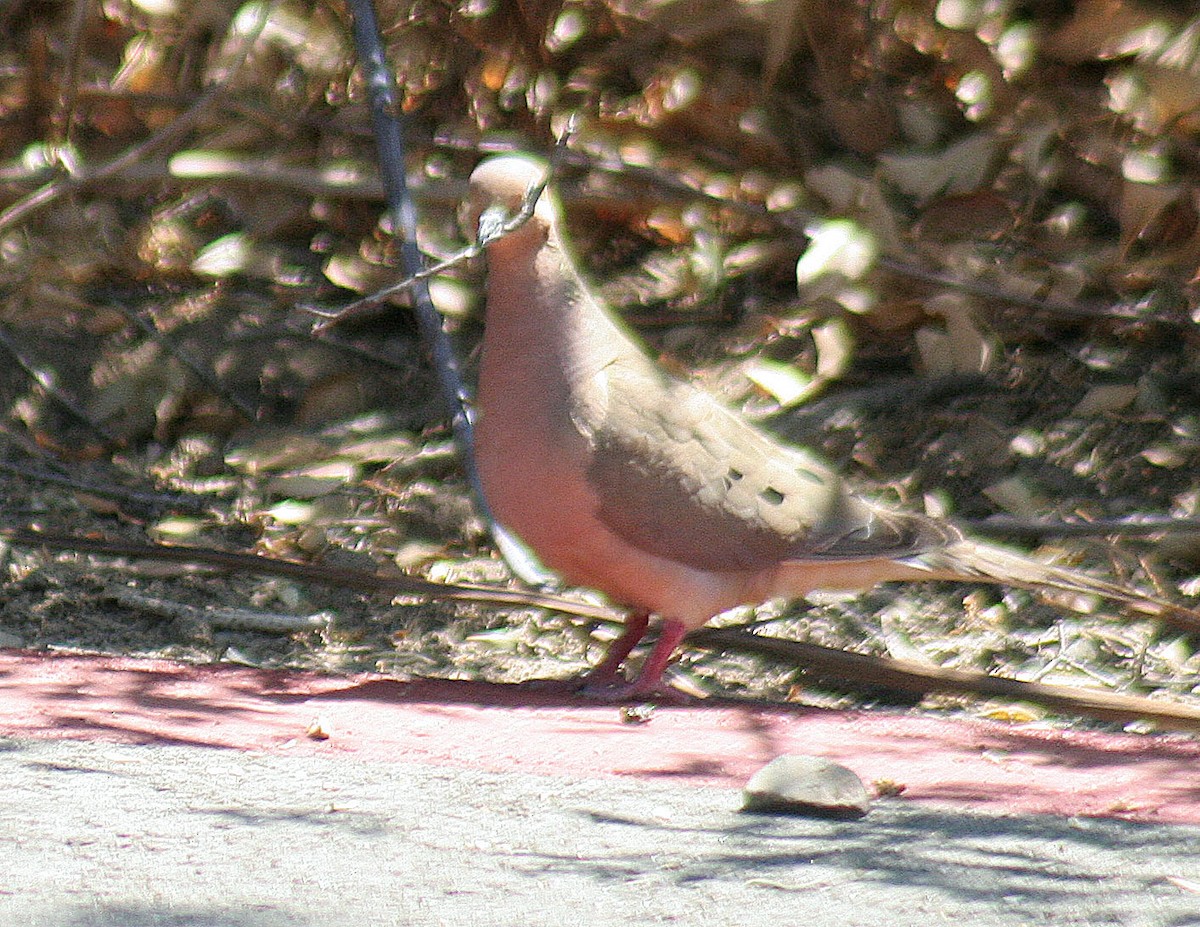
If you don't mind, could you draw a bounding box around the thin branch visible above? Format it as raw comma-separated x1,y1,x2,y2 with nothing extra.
0,460,213,515
111,588,333,634
0,527,623,622
963,513,1200,540
435,128,1191,329
338,3,574,585
0,323,120,443
57,0,91,144
875,256,1186,326
307,152,554,330
691,627,1200,732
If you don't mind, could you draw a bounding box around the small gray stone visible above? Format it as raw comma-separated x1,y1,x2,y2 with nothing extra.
741,754,872,818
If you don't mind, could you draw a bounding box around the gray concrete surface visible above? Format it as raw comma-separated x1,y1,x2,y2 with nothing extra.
1,737,1197,926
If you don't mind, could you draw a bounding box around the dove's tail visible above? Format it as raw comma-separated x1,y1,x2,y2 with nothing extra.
904,539,1200,634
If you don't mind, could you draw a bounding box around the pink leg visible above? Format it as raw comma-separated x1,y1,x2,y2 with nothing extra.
580,617,689,700
581,610,650,688
625,618,687,697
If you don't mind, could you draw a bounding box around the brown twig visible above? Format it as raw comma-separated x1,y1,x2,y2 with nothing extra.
0,324,120,443
875,256,1177,325
0,527,622,621
963,513,1200,540
0,461,213,515
690,627,1200,732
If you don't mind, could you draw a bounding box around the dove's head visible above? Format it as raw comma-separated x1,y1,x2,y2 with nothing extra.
465,154,558,255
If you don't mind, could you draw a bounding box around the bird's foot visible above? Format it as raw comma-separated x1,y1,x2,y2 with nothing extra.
516,673,692,703
575,617,696,704
517,676,589,696
576,676,698,706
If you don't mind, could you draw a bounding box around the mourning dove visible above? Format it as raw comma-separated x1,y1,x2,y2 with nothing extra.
468,153,1190,698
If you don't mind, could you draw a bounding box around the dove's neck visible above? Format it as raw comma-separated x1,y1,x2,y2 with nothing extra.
474,220,632,555
479,228,633,415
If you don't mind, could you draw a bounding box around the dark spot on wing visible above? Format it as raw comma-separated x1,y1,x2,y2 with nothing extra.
760,487,786,506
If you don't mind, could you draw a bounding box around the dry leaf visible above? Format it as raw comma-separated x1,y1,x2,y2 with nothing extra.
1071,384,1139,416
914,294,997,377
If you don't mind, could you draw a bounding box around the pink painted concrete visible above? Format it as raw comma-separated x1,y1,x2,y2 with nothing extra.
0,651,1197,822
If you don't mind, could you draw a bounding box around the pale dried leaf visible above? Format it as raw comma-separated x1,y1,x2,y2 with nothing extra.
1071,384,1139,416
812,317,853,380
266,461,360,498
914,295,997,377
745,357,814,407
226,433,333,475
265,499,315,525
323,253,389,294
796,219,877,284
192,233,256,278
878,132,1005,202
1142,445,1189,468
982,475,1049,516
